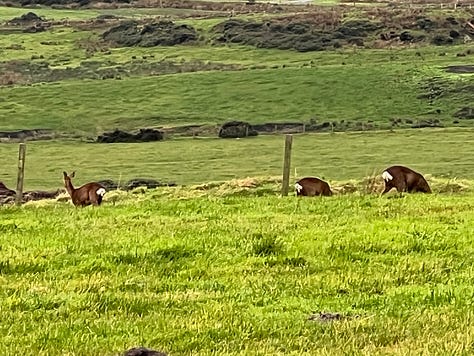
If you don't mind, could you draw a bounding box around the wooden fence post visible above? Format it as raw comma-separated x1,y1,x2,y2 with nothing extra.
15,143,26,206
281,134,293,196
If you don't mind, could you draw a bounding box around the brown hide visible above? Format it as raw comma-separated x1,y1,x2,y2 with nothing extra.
382,165,431,194
63,171,106,207
295,177,332,197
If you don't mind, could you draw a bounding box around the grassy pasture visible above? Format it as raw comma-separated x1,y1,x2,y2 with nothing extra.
0,128,472,190
1,2,474,354
2,24,469,65
0,5,213,21
0,6,101,20
1,188,474,354
0,0,343,23
1,51,472,135
1,5,473,135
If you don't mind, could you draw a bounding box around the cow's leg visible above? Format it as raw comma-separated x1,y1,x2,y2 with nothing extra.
392,178,406,198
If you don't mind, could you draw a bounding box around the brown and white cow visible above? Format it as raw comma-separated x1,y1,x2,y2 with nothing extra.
381,165,431,194
295,177,333,197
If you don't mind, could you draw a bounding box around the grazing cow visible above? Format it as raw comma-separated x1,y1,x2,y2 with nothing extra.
295,177,333,197
63,171,106,207
381,165,431,194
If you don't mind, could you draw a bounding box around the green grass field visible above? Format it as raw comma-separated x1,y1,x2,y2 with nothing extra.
1,4,473,135
0,5,216,21
0,128,473,190
1,52,472,135
1,188,474,354
1,3,474,354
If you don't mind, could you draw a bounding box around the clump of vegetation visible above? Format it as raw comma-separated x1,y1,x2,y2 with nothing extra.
102,21,198,47
7,11,45,24
212,19,348,52
211,9,470,52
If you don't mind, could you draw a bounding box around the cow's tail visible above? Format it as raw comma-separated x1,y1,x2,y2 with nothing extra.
382,171,393,182
295,182,303,193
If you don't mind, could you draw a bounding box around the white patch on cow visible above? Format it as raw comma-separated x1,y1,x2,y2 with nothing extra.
96,188,106,196
295,183,303,193
382,171,393,182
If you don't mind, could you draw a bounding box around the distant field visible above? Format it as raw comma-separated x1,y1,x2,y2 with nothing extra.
1,51,472,135
0,5,215,21
1,3,473,135
0,128,472,190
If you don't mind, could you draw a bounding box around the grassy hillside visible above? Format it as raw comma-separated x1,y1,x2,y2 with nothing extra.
1,48,472,134
1,4,473,135
1,189,474,354
0,128,472,190
1,2,474,355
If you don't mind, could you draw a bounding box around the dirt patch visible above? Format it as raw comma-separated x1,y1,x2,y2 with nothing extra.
218,121,258,138
253,122,307,133
123,346,168,356
160,119,431,137
445,65,474,74
308,312,353,323
96,178,176,190
0,129,54,141
0,182,16,197
0,181,62,205
102,20,198,47
97,128,164,143
0,58,242,86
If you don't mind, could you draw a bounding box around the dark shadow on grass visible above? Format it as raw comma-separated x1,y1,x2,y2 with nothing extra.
0,260,49,275
111,246,198,266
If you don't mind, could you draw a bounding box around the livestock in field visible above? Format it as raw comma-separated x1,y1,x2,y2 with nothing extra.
381,165,431,194
295,177,332,197
63,171,106,206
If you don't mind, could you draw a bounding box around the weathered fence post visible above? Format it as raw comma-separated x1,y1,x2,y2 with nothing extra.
15,143,26,206
281,134,293,196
